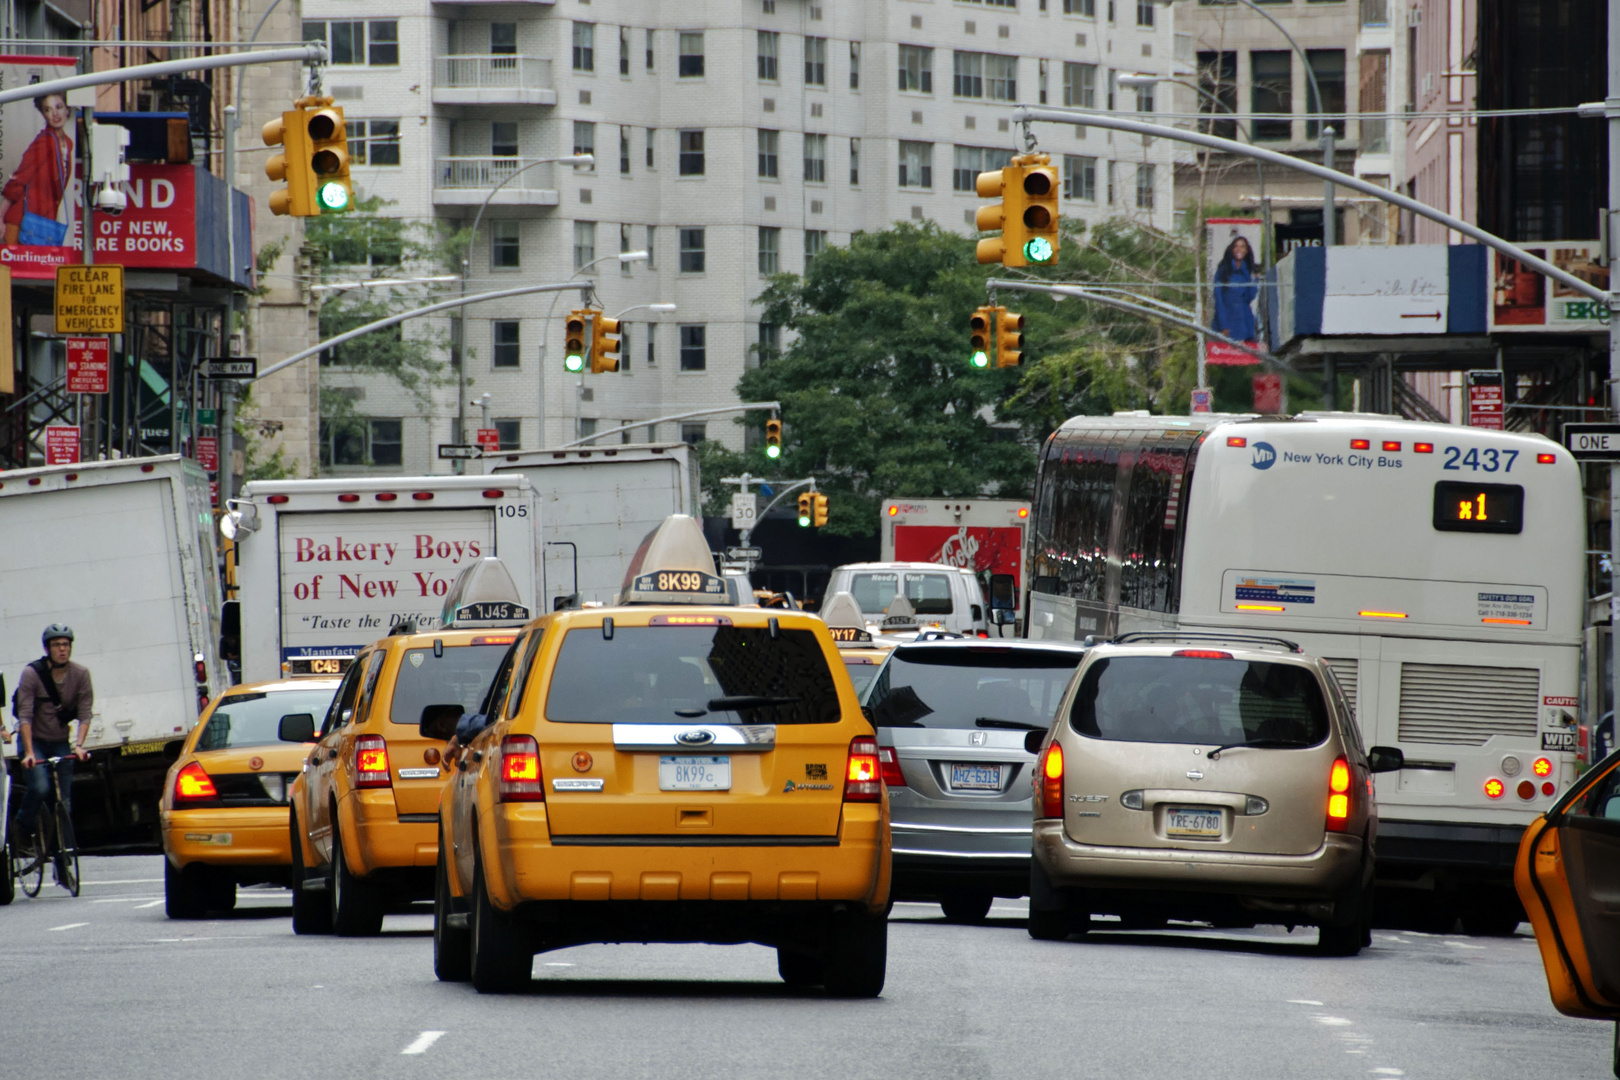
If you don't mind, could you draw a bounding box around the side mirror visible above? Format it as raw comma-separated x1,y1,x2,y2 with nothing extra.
993,609,1016,626
1024,730,1046,755
278,713,317,743
419,703,464,742
1367,746,1404,774
989,573,1016,612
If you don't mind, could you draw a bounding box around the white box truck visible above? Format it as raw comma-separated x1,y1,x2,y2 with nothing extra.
484,442,698,609
879,498,1031,614
226,475,540,683
0,456,226,847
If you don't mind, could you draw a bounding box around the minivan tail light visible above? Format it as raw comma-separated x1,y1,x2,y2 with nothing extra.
877,745,907,787
173,761,218,804
1039,741,1064,819
498,735,545,802
1326,756,1351,831
355,735,391,788
844,736,882,802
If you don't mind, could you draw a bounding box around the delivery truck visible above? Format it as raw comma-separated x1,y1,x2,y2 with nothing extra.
878,498,1030,613
0,456,226,847
224,475,540,683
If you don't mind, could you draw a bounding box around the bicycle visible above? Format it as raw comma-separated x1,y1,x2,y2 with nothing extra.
8,756,80,899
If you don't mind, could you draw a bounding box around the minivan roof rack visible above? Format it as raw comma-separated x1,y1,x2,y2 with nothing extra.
1108,631,1303,653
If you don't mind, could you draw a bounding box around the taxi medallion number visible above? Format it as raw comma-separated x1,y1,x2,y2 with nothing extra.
659,755,731,791
1165,807,1223,838
828,627,873,643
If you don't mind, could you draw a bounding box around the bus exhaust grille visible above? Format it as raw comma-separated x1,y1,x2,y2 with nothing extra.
1325,658,1358,716
1397,663,1539,745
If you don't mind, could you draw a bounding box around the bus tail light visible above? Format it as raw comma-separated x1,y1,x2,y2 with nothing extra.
1542,782,1556,796
877,745,907,787
498,735,545,801
1039,741,1064,819
1226,437,1247,448
355,735,392,788
1326,757,1352,831
844,736,882,802
1532,757,1553,778
1382,441,1401,452
1350,439,1370,450
1484,777,1505,799
194,656,207,684
1414,442,1434,454
1516,780,1536,800
1536,453,1557,464
173,761,218,804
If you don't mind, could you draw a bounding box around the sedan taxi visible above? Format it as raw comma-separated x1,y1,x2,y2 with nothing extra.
160,677,340,919
821,590,895,698
430,515,892,996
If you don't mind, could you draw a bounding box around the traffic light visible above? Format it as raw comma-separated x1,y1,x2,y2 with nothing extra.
996,310,1025,368
590,313,621,373
1020,156,1060,264
304,101,353,214
765,418,783,459
812,493,829,528
564,310,590,372
973,164,1017,267
261,97,352,217
797,493,814,528
262,107,313,217
974,153,1060,268
969,306,995,369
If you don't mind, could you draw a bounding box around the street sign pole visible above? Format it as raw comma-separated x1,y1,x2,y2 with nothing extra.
1607,0,1620,714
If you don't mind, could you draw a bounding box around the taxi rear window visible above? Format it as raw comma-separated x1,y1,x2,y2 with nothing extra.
388,644,509,725
1070,656,1329,748
545,625,840,724
197,689,338,751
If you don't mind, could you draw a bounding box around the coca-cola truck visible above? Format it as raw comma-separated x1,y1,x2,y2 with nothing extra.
878,498,1030,611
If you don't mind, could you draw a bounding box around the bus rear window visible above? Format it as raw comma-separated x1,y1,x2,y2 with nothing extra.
1070,656,1328,748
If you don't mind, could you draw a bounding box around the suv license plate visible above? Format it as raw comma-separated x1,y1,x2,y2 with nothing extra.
949,763,1004,792
659,755,731,791
1165,807,1223,838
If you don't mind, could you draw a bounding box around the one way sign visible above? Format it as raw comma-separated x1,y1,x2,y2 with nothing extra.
1564,423,1620,462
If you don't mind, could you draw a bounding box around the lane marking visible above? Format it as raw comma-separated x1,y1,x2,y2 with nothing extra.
543,962,575,967
401,1032,445,1056
93,897,156,903
1371,1070,1406,1076
1443,941,1487,950
47,922,88,932
136,899,164,909
1287,999,1324,1006
1311,1016,1354,1027
80,878,163,886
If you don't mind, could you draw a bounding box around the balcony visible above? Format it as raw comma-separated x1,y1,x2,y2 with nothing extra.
433,56,555,106
433,157,560,208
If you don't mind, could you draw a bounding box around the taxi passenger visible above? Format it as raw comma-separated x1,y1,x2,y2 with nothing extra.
428,516,892,996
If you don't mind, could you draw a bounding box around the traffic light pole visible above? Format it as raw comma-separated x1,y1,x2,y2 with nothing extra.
555,402,783,449
0,45,327,107
720,475,819,556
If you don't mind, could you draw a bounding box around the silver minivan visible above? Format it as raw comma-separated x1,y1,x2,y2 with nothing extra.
862,639,1089,921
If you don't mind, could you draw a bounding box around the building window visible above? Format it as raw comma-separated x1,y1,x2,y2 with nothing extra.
758,129,779,178
620,222,633,273
1306,49,1347,140
491,221,520,268
645,224,656,267
1360,49,1390,153
849,41,860,89
619,25,631,75
679,325,706,371
985,54,1017,101
646,323,656,365
758,226,780,274
617,323,631,372
1063,154,1097,200
1106,160,1116,205
1135,83,1154,112
322,417,402,468
645,127,656,169
645,28,655,70
573,220,597,270
898,45,933,93
1038,58,1049,104
368,20,398,65
303,20,398,66
803,133,827,183
679,227,705,272
805,229,827,267
680,422,707,445
849,137,860,185
678,31,704,77
576,418,597,440
619,127,630,174
953,145,1012,191
758,30,779,80
1063,62,1096,108
678,129,704,175
490,22,516,56
1063,0,1095,12
1197,51,1238,140
1136,0,1153,26
898,140,933,188
757,322,781,364
1134,164,1154,209
492,121,519,158
449,315,463,368
953,51,983,98
494,419,520,451
572,120,595,162
493,320,521,368
572,22,594,72
345,119,401,165
1251,51,1292,141
804,36,826,85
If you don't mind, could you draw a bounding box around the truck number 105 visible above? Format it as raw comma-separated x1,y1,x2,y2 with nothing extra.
496,504,529,518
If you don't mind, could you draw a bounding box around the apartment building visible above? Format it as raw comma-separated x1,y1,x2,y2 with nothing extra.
296,0,1175,474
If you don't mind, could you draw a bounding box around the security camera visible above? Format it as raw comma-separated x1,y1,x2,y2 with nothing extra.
95,186,127,216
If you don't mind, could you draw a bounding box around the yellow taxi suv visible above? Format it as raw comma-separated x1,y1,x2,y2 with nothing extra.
821,590,895,698
1515,746,1620,1073
160,678,341,919
430,515,892,996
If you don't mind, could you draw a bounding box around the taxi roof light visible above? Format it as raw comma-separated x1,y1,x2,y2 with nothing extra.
173,761,218,804
440,557,531,629
844,736,882,803
615,514,730,606
355,734,391,789
498,734,545,802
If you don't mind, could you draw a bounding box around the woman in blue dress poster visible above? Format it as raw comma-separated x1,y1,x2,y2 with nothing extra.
1210,235,1258,345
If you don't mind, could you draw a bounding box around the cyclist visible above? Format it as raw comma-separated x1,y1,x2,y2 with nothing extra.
13,624,92,856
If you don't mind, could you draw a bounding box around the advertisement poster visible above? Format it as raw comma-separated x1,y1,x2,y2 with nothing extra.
892,525,1023,592
0,54,82,277
1490,244,1610,331
1206,218,1264,365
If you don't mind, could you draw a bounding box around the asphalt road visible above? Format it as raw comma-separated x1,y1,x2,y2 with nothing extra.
1,855,1612,1080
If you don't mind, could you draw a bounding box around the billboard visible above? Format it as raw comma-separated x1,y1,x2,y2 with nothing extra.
1490,243,1609,332
1206,218,1263,365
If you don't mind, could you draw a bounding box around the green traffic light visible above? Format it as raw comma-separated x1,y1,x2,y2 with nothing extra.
797,514,811,527
971,350,989,368
1023,236,1054,263
564,353,585,372
318,181,350,212
765,444,781,459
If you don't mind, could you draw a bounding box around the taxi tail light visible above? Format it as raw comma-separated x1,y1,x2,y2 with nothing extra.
355,735,392,788
498,734,545,802
844,736,882,802
173,761,218,804
877,745,907,787
1039,741,1064,819
1325,756,1352,832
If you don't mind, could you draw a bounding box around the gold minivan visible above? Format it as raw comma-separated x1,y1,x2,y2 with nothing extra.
1029,633,1404,955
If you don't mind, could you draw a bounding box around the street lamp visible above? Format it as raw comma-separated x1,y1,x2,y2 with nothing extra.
612,302,676,319
576,250,649,276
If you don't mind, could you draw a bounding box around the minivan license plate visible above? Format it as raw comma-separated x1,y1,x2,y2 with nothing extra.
659,755,731,791
949,763,1004,792
1166,807,1223,838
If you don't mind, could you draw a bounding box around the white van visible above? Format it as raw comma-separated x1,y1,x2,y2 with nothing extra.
823,562,988,637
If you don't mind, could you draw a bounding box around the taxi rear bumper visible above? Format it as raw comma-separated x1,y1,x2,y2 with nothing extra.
341,789,439,877
162,808,291,871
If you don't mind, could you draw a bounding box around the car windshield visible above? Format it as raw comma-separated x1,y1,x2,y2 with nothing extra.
196,688,338,750
864,648,1082,729
848,572,955,616
389,644,509,725
546,625,840,724
1070,656,1330,747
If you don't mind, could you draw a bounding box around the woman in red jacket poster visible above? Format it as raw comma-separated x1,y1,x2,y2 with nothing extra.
0,92,75,246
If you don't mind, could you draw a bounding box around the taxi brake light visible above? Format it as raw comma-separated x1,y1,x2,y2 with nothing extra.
355,735,391,788
1226,437,1247,448
338,494,360,503
1350,439,1371,450
1039,741,1064,818
1326,756,1352,831
173,761,218,804
375,492,398,502
471,635,517,646
877,745,907,787
1532,757,1553,777
1382,441,1401,452
1484,777,1505,799
1174,649,1232,659
1414,442,1434,454
412,492,434,501
1537,453,1557,464
844,736,882,802
498,734,545,802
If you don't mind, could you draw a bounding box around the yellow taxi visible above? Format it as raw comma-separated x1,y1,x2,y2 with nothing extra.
821,590,895,698
289,559,527,935
428,515,892,995
160,677,342,919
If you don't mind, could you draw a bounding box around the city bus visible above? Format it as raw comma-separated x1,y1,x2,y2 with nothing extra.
1025,413,1584,934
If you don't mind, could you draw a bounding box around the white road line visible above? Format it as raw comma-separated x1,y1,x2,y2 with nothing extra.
1443,941,1487,950
1287,999,1324,1006
136,899,164,909
1311,1015,1354,1027
47,922,87,932
543,962,575,967
79,878,163,886
1371,1069,1406,1076
401,1032,445,1056
93,897,155,903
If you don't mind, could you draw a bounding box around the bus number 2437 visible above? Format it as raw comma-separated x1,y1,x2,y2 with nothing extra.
1443,447,1518,473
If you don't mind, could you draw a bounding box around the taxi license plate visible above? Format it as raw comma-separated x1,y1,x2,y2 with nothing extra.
1166,807,1223,838
949,763,1004,792
659,755,730,791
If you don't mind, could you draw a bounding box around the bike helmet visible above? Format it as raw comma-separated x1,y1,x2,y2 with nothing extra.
41,623,74,648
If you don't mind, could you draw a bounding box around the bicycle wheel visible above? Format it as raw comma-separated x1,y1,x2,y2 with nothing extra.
19,826,44,898
53,804,79,897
